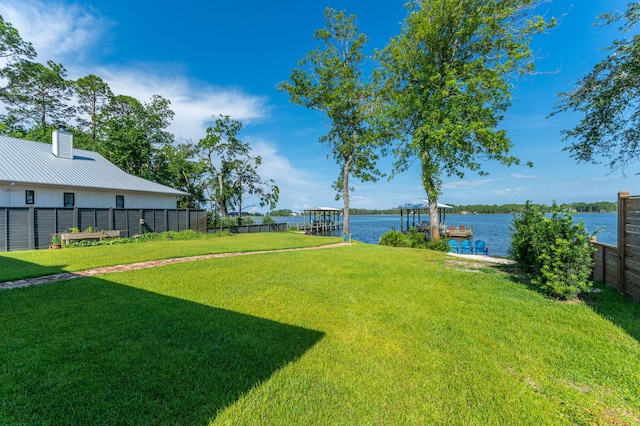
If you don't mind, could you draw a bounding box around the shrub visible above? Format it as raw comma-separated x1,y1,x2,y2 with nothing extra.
509,202,596,299
406,227,427,248
379,230,410,247
261,215,276,225
425,238,450,252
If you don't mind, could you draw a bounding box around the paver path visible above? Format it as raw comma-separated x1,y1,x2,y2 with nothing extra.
0,242,352,290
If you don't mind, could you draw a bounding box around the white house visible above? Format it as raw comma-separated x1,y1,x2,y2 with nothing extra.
0,130,187,209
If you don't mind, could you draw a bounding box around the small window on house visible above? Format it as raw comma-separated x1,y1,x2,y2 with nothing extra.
64,192,75,208
25,190,34,205
116,195,124,209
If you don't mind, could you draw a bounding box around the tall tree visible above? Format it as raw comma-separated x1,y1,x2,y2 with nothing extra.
197,115,278,218
554,2,640,173
232,154,279,222
74,74,113,146
379,0,553,239
97,94,174,177
0,14,35,73
153,142,207,208
0,60,75,141
278,8,388,241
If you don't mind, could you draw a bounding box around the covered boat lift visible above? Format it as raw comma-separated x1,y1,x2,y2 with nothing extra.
394,201,473,238
297,207,342,234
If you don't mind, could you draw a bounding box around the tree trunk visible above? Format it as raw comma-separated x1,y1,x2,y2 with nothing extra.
343,154,352,242
217,174,228,218
421,152,441,240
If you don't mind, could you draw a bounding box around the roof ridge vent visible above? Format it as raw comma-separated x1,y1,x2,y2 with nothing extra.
52,129,73,159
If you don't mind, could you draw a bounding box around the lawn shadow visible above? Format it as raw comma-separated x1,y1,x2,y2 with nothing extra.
0,254,69,282
0,274,323,424
492,261,640,344
580,283,640,344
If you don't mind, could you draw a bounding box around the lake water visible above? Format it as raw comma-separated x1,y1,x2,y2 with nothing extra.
262,213,618,257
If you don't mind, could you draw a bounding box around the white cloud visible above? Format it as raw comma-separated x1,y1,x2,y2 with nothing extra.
92,66,269,141
443,178,497,190
0,0,112,62
247,138,332,210
509,173,538,179
1,1,269,142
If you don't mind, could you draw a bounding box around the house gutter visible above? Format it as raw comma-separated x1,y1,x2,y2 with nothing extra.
6,182,15,191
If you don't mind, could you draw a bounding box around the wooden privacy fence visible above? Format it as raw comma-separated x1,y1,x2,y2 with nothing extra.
592,191,640,303
0,207,206,252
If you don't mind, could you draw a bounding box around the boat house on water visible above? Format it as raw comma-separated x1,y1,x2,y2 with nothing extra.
297,207,342,234
394,201,473,238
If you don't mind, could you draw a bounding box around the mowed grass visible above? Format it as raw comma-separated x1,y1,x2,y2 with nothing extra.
1,242,640,424
0,232,343,282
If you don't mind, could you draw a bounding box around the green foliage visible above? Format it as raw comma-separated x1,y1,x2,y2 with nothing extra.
510,202,596,299
379,0,554,237
261,215,276,225
197,115,278,218
0,60,75,133
73,74,113,146
406,227,427,248
425,238,450,252
97,94,174,178
270,209,293,216
49,234,61,245
379,230,410,247
65,230,207,248
554,2,640,173
68,227,80,234
153,143,207,208
379,228,435,249
0,14,36,62
278,8,391,238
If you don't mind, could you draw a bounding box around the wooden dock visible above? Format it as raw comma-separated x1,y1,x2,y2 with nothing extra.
443,224,474,239
299,207,343,234
297,221,342,234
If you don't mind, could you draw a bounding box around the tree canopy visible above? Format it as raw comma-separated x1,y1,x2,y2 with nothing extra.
378,0,554,238
0,14,35,63
278,8,388,240
554,2,640,174
197,115,278,218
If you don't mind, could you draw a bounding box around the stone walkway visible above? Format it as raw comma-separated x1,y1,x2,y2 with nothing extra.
0,243,352,290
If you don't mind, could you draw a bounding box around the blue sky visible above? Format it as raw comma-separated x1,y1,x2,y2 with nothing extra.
1,0,638,211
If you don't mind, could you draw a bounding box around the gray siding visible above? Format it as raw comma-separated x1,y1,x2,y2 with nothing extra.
0,207,207,252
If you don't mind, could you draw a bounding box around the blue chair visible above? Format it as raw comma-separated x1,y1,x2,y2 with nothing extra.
447,240,459,253
474,240,488,255
460,240,473,254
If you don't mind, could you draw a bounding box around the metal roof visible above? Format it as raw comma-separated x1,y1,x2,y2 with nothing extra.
303,207,340,212
0,134,187,195
394,202,453,210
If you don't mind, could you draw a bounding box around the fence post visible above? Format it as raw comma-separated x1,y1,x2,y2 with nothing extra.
27,206,35,250
618,191,629,293
2,208,6,252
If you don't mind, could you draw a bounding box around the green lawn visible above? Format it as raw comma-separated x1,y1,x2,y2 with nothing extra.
0,232,343,282
1,239,639,424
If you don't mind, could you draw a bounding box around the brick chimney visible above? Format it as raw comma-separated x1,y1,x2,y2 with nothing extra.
52,129,73,159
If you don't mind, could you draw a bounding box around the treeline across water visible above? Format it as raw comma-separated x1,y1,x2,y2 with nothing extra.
341,201,617,216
